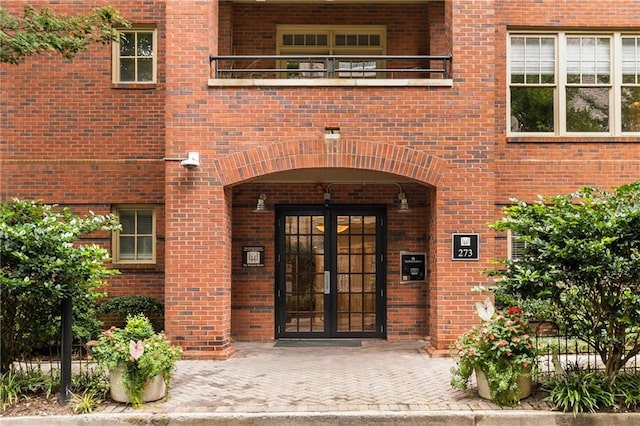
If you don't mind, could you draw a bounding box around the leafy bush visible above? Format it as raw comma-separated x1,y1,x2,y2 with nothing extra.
0,365,108,412
98,295,163,316
614,372,640,408
543,363,616,414
0,199,120,373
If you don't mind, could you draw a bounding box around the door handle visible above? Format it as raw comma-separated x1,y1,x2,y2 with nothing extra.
324,271,330,294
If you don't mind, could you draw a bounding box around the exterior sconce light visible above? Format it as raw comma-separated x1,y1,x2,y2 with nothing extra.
398,192,410,212
163,151,200,170
253,194,268,212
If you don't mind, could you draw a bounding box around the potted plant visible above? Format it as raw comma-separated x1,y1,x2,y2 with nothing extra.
450,298,537,407
87,314,182,407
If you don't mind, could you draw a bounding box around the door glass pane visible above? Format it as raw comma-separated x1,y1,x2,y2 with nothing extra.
284,215,324,333
336,214,377,333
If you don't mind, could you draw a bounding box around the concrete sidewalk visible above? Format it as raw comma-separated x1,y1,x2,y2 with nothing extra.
2,340,640,425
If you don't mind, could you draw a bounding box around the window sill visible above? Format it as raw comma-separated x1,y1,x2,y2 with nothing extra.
112,262,157,269
507,136,640,143
208,78,453,88
111,83,157,90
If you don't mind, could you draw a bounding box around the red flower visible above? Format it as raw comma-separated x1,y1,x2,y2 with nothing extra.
508,307,522,315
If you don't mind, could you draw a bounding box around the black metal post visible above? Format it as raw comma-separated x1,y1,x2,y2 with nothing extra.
59,296,72,405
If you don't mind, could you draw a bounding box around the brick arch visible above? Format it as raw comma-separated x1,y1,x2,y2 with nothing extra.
212,139,446,186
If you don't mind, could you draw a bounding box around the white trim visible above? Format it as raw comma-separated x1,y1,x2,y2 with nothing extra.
508,30,640,137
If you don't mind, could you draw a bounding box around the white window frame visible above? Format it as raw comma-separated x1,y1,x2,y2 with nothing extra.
112,28,157,84
113,206,156,264
508,31,640,137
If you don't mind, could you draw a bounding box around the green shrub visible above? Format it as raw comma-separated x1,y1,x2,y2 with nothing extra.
0,372,21,410
0,365,108,412
98,295,163,316
543,363,616,414
612,372,640,409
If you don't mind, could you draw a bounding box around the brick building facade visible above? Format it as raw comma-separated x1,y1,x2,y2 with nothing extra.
2,0,640,359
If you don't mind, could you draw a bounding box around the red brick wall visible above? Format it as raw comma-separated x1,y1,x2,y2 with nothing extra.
229,4,431,56
6,0,640,358
0,1,167,308
493,0,640,203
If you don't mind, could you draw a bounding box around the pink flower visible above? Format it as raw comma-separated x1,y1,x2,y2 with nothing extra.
512,337,520,343
498,339,508,346
522,361,529,368
129,340,144,360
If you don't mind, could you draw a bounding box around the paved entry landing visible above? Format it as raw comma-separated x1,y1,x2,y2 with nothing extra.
274,339,362,347
95,340,554,416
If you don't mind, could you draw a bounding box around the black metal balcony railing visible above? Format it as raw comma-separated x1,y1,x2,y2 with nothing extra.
209,55,452,80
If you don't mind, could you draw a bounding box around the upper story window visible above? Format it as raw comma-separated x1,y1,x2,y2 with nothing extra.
113,207,156,264
508,32,640,136
112,28,157,84
277,25,386,78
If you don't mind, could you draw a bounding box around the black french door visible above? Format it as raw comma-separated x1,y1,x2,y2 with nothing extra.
275,206,386,338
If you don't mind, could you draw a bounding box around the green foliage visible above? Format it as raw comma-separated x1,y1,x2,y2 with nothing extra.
494,290,559,324
543,363,616,414
70,390,100,414
0,199,121,373
71,368,109,400
98,295,163,316
0,5,129,64
614,372,640,408
0,371,20,410
487,181,640,378
69,369,108,414
0,365,108,412
450,299,536,407
88,315,182,407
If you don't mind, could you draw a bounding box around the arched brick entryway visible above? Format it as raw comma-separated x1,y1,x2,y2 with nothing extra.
212,139,445,186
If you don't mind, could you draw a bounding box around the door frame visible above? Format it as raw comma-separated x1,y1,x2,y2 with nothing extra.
275,205,387,339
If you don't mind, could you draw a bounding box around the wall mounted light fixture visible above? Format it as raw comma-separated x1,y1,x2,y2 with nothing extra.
163,151,200,170
398,191,410,212
253,194,268,212
321,182,411,212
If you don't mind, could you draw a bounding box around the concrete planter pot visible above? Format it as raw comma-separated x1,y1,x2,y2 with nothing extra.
475,368,532,401
109,364,166,403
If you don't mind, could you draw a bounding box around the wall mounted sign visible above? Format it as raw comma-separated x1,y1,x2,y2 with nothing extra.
400,252,426,282
452,234,479,260
243,246,265,267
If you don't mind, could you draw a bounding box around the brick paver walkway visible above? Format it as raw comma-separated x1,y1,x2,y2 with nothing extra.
94,340,554,416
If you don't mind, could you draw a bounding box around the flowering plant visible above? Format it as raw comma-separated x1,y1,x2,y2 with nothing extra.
87,314,182,407
450,298,536,407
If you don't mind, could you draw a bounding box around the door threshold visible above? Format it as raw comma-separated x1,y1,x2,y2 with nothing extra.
274,339,362,348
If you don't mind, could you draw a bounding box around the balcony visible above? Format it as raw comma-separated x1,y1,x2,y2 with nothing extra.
208,54,452,87
212,1,450,88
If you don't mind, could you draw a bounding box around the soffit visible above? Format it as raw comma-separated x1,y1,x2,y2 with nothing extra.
247,167,415,184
